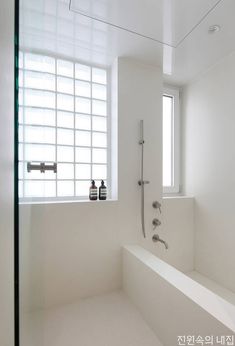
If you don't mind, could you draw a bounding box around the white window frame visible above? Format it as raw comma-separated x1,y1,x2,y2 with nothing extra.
18,50,111,203
163,86,180,194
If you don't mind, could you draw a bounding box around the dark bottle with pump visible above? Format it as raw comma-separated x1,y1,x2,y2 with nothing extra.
99,180,107,200
89,180,97,200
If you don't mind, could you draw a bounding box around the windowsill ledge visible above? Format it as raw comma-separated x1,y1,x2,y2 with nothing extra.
19,198,118,206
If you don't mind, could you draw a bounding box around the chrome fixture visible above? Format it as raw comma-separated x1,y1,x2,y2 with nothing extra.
138,120,150,238
152,234,168,250
152,200,161,213
27,162,57,173
152,218,161,229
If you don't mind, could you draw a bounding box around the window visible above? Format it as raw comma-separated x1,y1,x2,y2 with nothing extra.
18,52,110,201
163,87,179,194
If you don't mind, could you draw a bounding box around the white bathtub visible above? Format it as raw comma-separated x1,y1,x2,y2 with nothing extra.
123,245,235,346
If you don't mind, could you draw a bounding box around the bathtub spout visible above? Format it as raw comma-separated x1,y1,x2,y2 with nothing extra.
152,234,169,250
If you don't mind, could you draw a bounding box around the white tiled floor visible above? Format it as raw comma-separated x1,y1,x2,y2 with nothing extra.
21,291,163,346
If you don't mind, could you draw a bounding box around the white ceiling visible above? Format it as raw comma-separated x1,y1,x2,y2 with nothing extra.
19,0,235,86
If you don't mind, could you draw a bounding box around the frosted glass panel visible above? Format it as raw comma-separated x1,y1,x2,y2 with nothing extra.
18,162,23,180
57,76,73,94
24,108,55,126
76,181,90,197
92,68,107,84
75,97,91,114
76,131,91,147
19,181,23,198
57,93,74,111
57,146,74,162
57,128,74,145
92,116,107,132
19,107,23,123
92,132,107,147
24,126,55,144
57,181,74,196
24,89,55,108
25,53,55,73
75,63,91,81
92,164,107,180
75,80,91,97
76,164,91,179
25,144,55,161
24,71,55,91
24,181,56,197
76,147,91,163
18,144,23,161
75,114,91,130
19,51,23,69
163,95,173,187
57,111,74,128
57,163,74,179
92,83,106,100
92,148,107,164
57,59,73,77
92,100,106,116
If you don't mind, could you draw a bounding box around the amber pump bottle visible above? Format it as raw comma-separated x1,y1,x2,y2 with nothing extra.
99,180,107,200
89,180,97,200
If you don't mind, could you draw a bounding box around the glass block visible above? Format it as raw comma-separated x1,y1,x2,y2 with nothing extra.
92,148,107,164
25,53,55,74
76,164,91,179
57,59,73,77
92,164,107,180
57,93,74,112
57,146,74,162
19,107,23,124
24,144,55,162
75,147,91,163
92,68,107,84
24,107,55,126
18,144,23,160
76,180,90,197
24,89,55,108
57,163,74,179
19,125,23,142
75,63,91,81
19,88,23,106
75,97,91,114
24,180,56,198
92,99,106,116
18,162,23,179
92,132,107,147
92,116,107,132
92,83,106,100
75,114,91,130
24,126,55,144
57,128,74,145
24,70,55,91
75,80,91,97
57,180,74,197
18,70,23,88
19,51,23,69
76,130,91,147
57,111,74,128
18,181,23,198
57,76,73,94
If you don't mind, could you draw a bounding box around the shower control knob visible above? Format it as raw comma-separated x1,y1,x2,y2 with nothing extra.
152,218,161,229
152,201,162,213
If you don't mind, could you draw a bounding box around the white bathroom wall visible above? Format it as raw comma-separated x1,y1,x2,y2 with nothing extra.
20,57,163,310
182,50,235,292
0,0,15,344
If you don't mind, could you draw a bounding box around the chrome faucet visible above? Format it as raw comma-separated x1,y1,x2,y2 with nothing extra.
152,234,169,250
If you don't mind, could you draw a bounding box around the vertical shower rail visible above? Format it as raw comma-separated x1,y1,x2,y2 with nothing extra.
138,120,149,238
